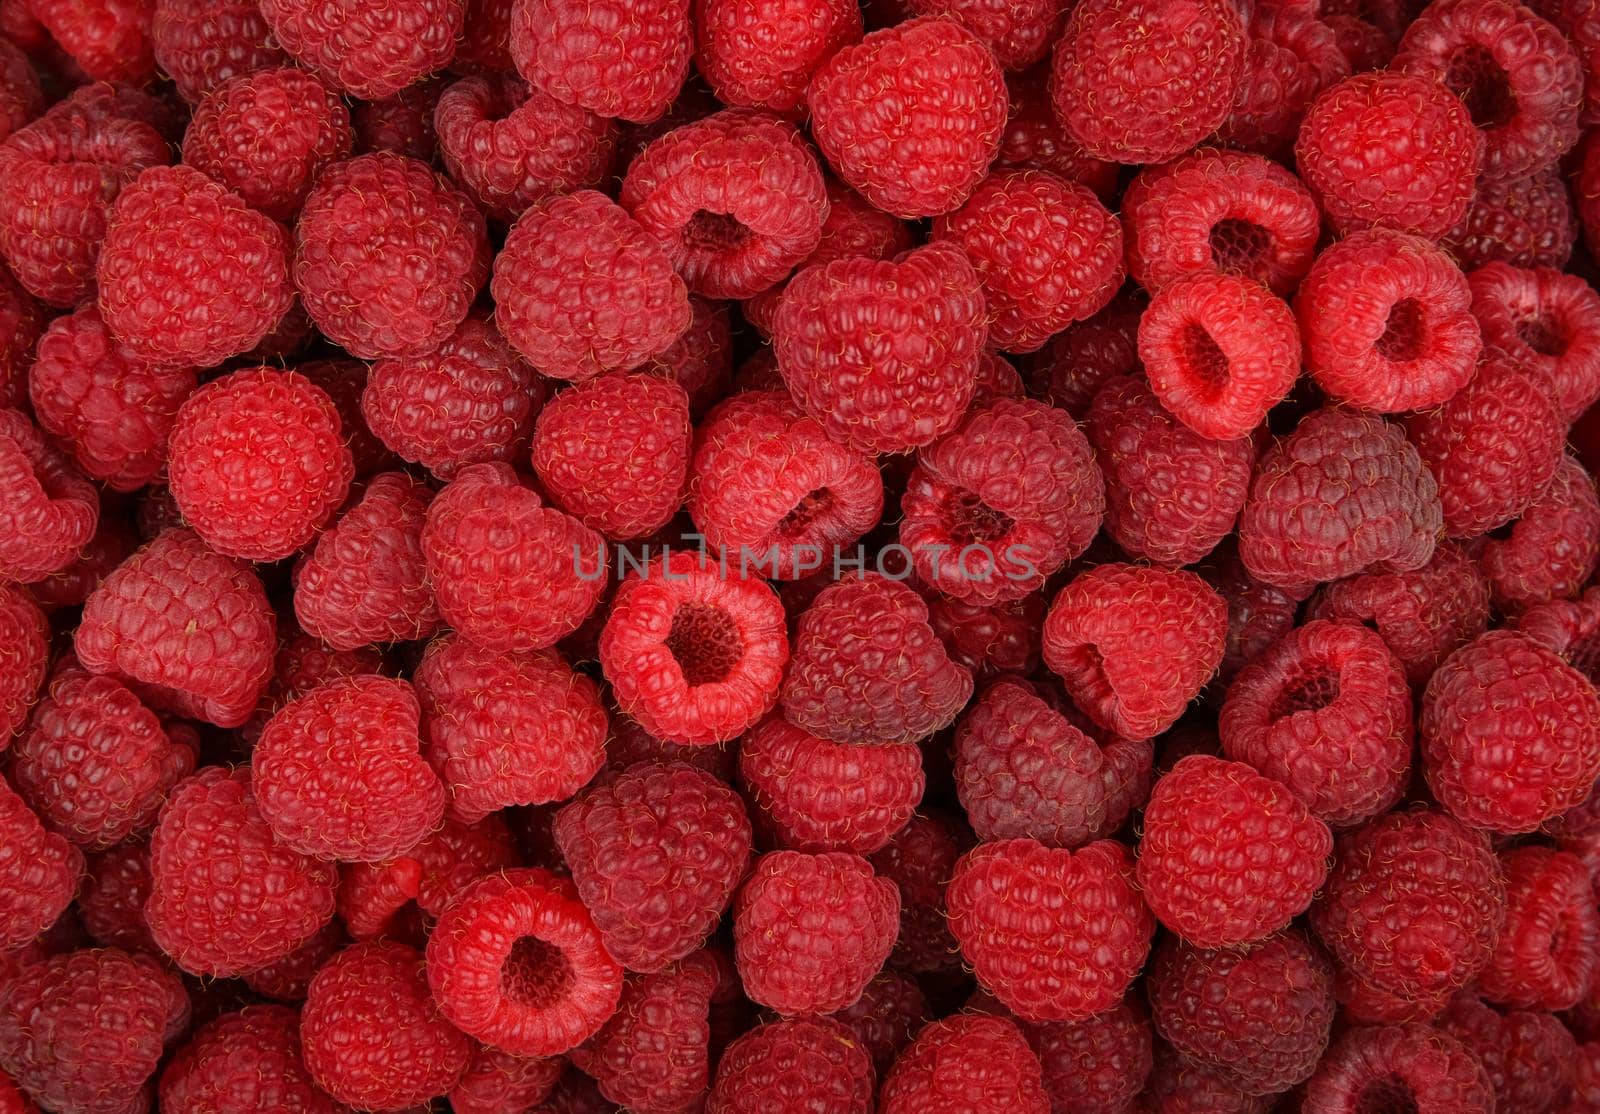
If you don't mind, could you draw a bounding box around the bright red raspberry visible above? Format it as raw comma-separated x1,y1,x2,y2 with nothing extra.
353,77,446,160
946,838,1154,1022
994,68,1118,200
1480,454,1600,613
76,529,276,728
926,591,1043,680
1468,260,1600,420
733,850,899,1014
1443,164,1577,270
830,971,925,1072
1219,3,1351,156
0,408,98,585
259,0,463,98
160,1005,340,1114
1042,564,1226,741
0,780,82,951
1137,271,1301,440
694,0,862,114
911,0,1067,69
30,0,156,83
1310,808,1506,1020
422,462,607,653
78,843,155,954
1480,845,1598,1011
1437,993,1576,1114
435,74,614,219
0,262,43,410
339,814,518,939
869,810,970,973
1296,71,1483,239
881,1015,1049,1114
1300,1024,1494,1114
738,714,924,853
295,152,489,359
448,1046,562,1114
1122,147,1321,297
808,17,1006,218
427,868,625,1056
706,1017,875,1114
493,189,691,382
511,0,689,122
774,240,987,454
0,583,46,745
1052,0,1247,164
1022,287,1144,418
1239,407,1443,595
151,0,288,102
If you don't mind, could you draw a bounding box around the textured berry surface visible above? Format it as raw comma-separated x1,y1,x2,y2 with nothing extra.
1480,454,1600,613
1469,260,1600,421
151,0,289,102
707,1017,874,1114
0,408,99,585
1478,843,1599,1010
0,582,47,745
0,779,83,952
694,0,862,114
880,1015,1049,1114
1436,992,1575,1114
159,1005,339,1114
1300,1023,1493,1114
1443,163,1577,270
510,0,691,122
259,0,465,99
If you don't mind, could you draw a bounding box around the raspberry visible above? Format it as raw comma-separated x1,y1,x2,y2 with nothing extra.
0,948,187,1114
339,814,518,939
954,678,1151,848
1518,587,1600,686
1296,71,1483,239
353,78,445,160
259,0,463,98
1042,564,1226,741
1238,407,1443,595
1141,1044,1272,1114
426,868,625,1056
620,108,828,299
146,767,336,976
1121,147,1322,297
555,762,750,972
1442,164,1577,270
449,1046,562,1114
693,0,862,115
435,74,615,218
947,838,1153,1022
511,0,690,122
1478,845,1599,1010
296,152,489,360
151,0,288,102
78,841,155,954
1309,808,1505,1019
415,634,607,821
0,408,99,585
869,810,969,973
1438,993,1576,1113
0,262,42,410
1149,929,1336,1096
1201,540,1301,685
688,390,883,578
422,462,607,653
807,17,1006,218
829,971,925,1072
29,513,139,615
1022,288,1144,418
301,940,472,1108
1300,1024,1494,1114
782,573,974,745
706,1017,875,1114
1467,261,1600,420
29,0,156,83
1051,0,1247,165
637,294,733,416
1480,454,1600,613
0,780,82,952
0,41,40,147
493,190,691,382
994,68,1118,200
159,1005,340,1114
271,631,388,706
926,591,1043,680
75,529,276,728
1218,3,1351,157
1022,998,1152,1114
1136,271,1301,441
738,714,924,853
880,1014,1049,1114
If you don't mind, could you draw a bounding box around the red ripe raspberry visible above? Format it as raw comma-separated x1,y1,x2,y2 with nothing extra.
569,951,719,1110
0,583,46,746
733,850,899,1014
0,948,187,1114
1137,271,1301,440
1122,147,1321,297
774,241,986,454
75,530,276,729
1296,71,1483,239
422,462,607,653
926,591,1043,679
415,634,606,821
435,74,615,218
339,813,518,939
881,1015,1049,1114
79,843,155,954
0,408,99,585
0,42,39,150
455,0,515,71
0,262,43,410
449,1046,562,1114
688,390,883,578
995,69,1118,200
160,1005,340,1114
1437,993,1575,1114
427,868,625,1056
301,940,472,1108
869,810,969,973
1310,808,1506,1019
738,714,924,853
296,152,489,359
1300,1024,1494,1114
260,0,464,98
1022,288,1143,418
693,0,862,115
29,0,156,83
555,762,751,972
294,357,392,478
633,295,730,418
1218,3,1351,157
1468,261,1600,420
272,631,387,705
1480,845,1599,1010
830,970,925,1072
621,109,828,299
1142,1044,1271,1114
493,190,691,382
511,0,689,122
1025,999,1151,1114
1518,587,1600,686
905,0,1065,69
1149,929,1336,1095
1480,454,1600,613
1042,564,1227,741
954,678,1151,848
146,767,337,976
808,17,1007,218
29,513,139,614
1296,229,1482,412
1239,408,1443,595
353,77,446,160
1443,164,1577,270
946,838,1154,1022
1051,0,1247,164
151,0,289,102
0,780,82,951
706,1017,874,1114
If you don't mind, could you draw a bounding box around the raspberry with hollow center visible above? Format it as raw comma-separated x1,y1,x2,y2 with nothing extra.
1479,845,1599,1012
1468,260,1600,420
1300,1024,1494,1114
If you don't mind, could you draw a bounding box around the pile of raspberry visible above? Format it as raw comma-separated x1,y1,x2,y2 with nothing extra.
11,0,1600,1110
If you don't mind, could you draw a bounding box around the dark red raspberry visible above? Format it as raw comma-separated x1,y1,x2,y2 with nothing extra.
151,0,289,102
296,357,394,478
1468,260,1600,420
493,190,691,382
947,838,1153,1021
29,513,139,614
1022,287,1144,418
1042,564,1226,741
0,585,47,744
706,1017,875,1114
0,262,43,409
1239,407,1443,595
1310,808,1505,1020
259,0,463,98
1518,587,1600,687
449,1046,562,1114
808,16,1006,218
926,591,1042,680
1140,1044,1271,1114
1219,3,1351,156
1571,1041,1600,1114
353,77,446,160
1296,70,1483,239
829,970,925,1073
296,152,489,360
881,1015,1049,1114
161,1005,341,1113
1137,271,1301,440
427,868,625,1056
1479,844,1599,1010
511,0,689,122
1582,129,1600,260
637,294,732,416
1438,993,1576,1113
272,631,388,706
1326,11,1397,71
1480,454,1600,613
1300,1024,1494,1114
454,0,516,71
693,0,862,114
422,462,607,653
76,529,276,729
1443,164,1577,270
30,0,156,83
79,842,155,954
782,573,974,745
0,41,39,151
1022,998,1152,1114
0,408,99,585
869,809,970,973
0,779,82,951
338,814,518,939
994,68,1118,200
